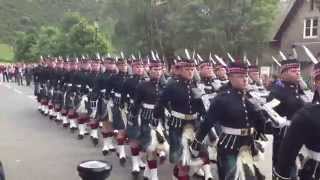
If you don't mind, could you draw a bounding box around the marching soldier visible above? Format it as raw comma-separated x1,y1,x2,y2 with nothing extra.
87,59,102,146
274,103,320,180
196,59,220,180
99,57,117,155
33,62,43,111
51,59,65,122
274,62,320,180
154,57,206,180
130,59,168,180
267,57,305,178
121,58,148,176
107,58,129,165
214,64,229,88
60,59,73,127
63,59,80,130
74,59,91,139
248,65,264,91
40,59,53,116
47,59,59,119
191,62,267,180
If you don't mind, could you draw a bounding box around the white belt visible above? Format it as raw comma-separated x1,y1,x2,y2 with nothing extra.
142,103,155,109
305,146,320,161
171,111,197,120
114,93,121,98
221,126,255,136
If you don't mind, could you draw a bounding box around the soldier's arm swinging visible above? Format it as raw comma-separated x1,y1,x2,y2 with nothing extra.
275,108,312,178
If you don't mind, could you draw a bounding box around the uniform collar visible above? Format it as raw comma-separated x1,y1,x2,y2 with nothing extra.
118,71,127,75
179,78,193,85
282,80,298,89
228,84,246,96
201,77,213,83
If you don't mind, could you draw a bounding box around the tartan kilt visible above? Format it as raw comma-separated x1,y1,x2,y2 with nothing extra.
217,145,265,180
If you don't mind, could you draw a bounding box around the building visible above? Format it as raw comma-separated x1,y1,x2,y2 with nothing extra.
270,0,320,61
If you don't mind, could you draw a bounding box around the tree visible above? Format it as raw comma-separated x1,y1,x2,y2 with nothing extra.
104,0,278,60
66,18,111,56
34,26,62,57
13,13,112,61
14,30,38,62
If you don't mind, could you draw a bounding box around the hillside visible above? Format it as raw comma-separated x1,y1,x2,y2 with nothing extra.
0,43,14,61
0,0,113,44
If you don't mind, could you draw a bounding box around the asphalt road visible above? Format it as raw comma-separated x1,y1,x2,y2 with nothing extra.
0,81,273,180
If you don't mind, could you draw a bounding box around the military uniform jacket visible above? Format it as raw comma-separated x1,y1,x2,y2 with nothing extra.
121,75,147,110
312,90,320,104
196,84,267,152
132,79,164,119
267,80,304,120
154,77,205,127
107,72,129,106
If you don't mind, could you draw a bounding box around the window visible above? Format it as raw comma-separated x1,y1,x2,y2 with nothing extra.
304,18,318,39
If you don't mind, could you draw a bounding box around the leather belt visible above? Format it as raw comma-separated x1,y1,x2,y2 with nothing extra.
142,103,155,109
171,111,197,120
221,126,255,136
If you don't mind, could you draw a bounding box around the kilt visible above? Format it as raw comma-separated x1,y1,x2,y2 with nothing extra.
111,106,125,130
217,145,265,180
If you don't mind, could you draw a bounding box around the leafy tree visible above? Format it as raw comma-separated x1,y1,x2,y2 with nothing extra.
14,30,38,62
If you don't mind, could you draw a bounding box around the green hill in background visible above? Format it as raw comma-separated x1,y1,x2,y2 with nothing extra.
0,0,112,44
0,43,14,62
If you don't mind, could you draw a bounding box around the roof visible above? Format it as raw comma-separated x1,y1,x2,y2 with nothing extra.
269,0,304,42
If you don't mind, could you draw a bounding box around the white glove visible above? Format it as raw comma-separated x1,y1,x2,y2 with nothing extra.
269,116,289,128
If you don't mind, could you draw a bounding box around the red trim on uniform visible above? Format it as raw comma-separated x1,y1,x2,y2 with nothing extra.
227,67,247,74
181,62,195,67
149,63,163,68
199,63,212,68
280,63,300,73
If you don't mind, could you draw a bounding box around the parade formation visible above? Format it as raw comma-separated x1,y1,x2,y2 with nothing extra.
1,46,320,180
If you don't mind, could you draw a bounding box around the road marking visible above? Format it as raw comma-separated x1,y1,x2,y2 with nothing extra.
28,95,36,100
13,89,23,94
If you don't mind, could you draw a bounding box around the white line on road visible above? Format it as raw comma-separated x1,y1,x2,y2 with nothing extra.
13,89,23,94
27,95,36,100
3,84,11,89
